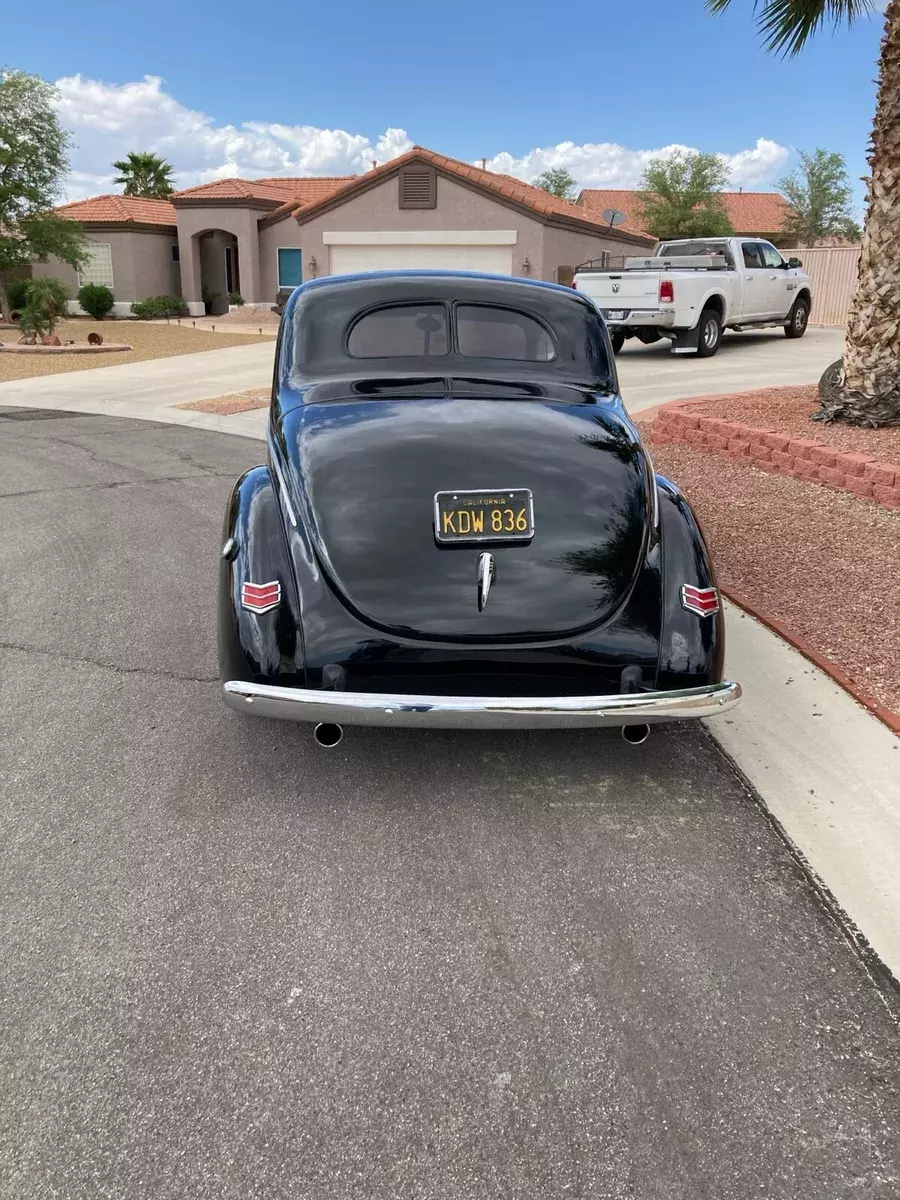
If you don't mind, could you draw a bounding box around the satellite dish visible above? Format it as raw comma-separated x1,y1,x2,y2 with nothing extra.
602,208,627,228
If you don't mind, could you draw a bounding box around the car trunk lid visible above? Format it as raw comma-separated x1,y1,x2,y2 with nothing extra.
280,395,651,642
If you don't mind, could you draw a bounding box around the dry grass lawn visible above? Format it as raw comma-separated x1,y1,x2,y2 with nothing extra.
0,319,274,381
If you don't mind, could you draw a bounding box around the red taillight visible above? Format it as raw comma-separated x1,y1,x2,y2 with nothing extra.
659,279,674,304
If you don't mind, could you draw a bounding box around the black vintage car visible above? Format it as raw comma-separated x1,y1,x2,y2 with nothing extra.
219,271,740,746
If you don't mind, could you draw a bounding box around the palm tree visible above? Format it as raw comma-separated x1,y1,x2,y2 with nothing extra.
707,0,899,426
112,151,176,199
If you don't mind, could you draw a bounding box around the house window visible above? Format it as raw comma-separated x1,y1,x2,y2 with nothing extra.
77,243,114,289
172,244,180,262
277,248,303,288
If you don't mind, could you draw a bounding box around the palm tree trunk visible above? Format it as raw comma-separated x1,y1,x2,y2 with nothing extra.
832,0,900,425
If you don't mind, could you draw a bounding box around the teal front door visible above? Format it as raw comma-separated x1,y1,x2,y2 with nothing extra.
277,248,303,289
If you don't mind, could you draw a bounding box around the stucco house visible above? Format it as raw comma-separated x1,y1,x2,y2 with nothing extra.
577,188,793,246
32,194,181,316
38,147,656,316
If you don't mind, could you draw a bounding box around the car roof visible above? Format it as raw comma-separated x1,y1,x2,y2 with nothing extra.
293,269,577,297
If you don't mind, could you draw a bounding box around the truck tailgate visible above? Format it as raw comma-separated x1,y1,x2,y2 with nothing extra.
577,273,660,306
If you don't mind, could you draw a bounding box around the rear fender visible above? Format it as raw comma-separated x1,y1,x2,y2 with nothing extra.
217,466,306,685
655,477,724,689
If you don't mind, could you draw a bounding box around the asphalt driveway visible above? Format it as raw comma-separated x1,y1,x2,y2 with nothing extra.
1,409,898,1200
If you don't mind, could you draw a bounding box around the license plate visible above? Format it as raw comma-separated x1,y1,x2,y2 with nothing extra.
606,309,627,322
434,488,534,544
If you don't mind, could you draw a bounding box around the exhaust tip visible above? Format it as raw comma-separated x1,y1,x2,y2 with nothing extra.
314,722,343,748
621,723,650,745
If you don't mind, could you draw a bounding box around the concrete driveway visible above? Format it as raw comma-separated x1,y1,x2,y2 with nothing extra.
1,409,898,1200
618,325,844,412
0,326,844,433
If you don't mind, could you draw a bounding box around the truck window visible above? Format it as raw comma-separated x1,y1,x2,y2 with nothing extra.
742,243,764,269
759,242,785,269
658,240,727,259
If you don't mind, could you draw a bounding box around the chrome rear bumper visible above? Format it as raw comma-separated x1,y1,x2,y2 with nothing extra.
222,680,741,729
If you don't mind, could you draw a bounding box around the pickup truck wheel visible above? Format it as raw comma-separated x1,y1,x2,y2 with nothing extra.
784,296,810,339
696,309,723,358
610,331,626,355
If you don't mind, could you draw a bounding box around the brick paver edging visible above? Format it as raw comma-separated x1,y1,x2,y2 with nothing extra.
649,400,900,509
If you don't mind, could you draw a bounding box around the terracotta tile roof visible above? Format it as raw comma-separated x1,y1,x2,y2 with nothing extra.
53,194,177,228
254,176,354,203
171,178,304,204
269,147,654,242
171,175,355,206
578,188,791,237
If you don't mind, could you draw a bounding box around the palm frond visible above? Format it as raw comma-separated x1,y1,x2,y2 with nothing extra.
705,0,876,56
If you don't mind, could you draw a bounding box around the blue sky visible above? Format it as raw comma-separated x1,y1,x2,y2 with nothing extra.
4,0,885,211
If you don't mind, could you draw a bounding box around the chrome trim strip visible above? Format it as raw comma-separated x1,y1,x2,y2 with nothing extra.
222,680,741,729
268,448,297,528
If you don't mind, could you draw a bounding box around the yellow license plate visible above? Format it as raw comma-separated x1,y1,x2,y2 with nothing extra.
433,488,534,544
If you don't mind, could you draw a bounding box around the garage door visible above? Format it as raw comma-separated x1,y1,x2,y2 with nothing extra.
329,243,514,276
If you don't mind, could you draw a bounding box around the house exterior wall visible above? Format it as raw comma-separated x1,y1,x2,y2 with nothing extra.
258,174,653,299
541,226,653,282
175,205,264,313
259,174,546,297
32,229,179,316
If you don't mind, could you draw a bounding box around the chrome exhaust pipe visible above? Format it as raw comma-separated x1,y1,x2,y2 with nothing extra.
314,722,343,748
621,723,650,745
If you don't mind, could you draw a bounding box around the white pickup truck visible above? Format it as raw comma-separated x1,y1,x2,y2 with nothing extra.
573,236,812,357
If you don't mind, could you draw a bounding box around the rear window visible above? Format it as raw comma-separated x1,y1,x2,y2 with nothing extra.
657,240,733,267
347,304,448,357
456,305,555,361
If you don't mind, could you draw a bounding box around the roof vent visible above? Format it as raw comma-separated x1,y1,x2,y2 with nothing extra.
399,165,437,209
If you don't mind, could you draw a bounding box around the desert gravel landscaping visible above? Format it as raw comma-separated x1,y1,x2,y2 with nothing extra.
646,439,900,720
176,387,269,415
0,320,274,381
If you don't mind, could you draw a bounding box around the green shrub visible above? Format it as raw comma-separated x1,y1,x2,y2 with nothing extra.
130,295,186,319
228,291,244,307
22,277,70,336
6,279,30,312
77,283,115,320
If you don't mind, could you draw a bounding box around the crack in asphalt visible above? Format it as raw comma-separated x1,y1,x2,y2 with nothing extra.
0,639,219,685
0,472,240,501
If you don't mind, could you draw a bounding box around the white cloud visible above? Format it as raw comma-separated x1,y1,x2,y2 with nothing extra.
53,73,790,202
54,74,414,198
484,136,790,192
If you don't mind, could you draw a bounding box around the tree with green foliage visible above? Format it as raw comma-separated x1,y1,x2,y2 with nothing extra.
707,0,900,425
533,167,576,199
636,150,734,239
18,276,69,340
0,69,88,321
778,148,862,245
112,151,176,198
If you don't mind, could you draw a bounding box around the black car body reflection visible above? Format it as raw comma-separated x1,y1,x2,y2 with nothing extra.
218,272,735,724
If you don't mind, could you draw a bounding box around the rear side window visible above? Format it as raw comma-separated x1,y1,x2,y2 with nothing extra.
742,242,764,269
347,304,448,357
456,305,555,361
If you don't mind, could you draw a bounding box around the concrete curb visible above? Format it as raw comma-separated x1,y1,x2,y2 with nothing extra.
722,585,900,737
